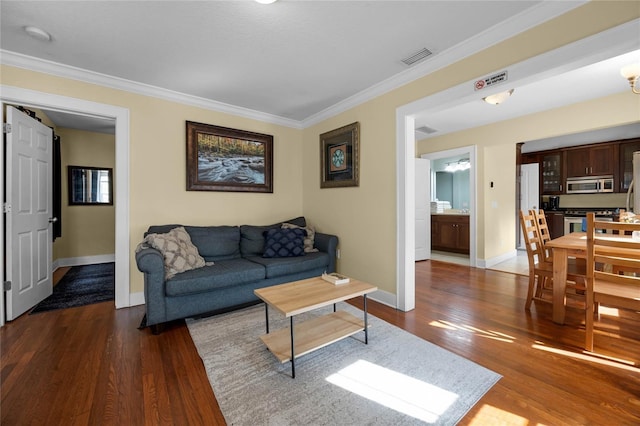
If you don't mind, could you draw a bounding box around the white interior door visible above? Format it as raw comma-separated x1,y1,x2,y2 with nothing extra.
5,106,54,320
415,158,430,261
519,163,539,249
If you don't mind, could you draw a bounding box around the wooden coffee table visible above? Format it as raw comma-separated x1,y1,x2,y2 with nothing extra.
254,276,377,378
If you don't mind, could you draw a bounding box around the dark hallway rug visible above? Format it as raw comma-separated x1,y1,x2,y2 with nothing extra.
30,263,115,314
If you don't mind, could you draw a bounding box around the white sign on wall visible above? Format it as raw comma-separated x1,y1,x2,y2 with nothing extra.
474,71,508,91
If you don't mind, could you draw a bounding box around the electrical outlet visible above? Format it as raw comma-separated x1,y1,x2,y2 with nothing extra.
336,249,341,259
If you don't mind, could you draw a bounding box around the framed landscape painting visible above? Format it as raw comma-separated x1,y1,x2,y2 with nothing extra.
320,122,360,188
186,121,273,193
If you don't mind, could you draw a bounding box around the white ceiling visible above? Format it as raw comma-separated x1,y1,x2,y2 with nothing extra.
43,110,116,135
1,1,638,144
416,47,640,142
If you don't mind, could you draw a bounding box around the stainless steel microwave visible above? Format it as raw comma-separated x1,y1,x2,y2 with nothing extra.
565,176,614,194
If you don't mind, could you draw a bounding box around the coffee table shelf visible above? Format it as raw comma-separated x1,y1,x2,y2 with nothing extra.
260,310,365,363
254,276,377,378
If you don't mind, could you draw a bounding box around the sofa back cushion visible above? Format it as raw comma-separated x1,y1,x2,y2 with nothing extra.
184,226,241,262
240,216,306,257
146,224,182,236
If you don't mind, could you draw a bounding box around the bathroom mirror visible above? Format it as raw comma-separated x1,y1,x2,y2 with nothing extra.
68,165,113,205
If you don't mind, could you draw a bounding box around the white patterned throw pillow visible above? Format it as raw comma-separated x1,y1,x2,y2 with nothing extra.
143,226,206,279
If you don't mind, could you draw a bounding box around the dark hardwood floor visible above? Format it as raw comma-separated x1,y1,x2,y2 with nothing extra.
2,261,639,425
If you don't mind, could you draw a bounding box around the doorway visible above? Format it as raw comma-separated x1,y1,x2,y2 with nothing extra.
421,146,476,267
423,148,475,266
0,86,130,326
395,20,635,313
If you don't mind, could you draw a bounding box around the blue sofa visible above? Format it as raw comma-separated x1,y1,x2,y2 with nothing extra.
135,217,338,332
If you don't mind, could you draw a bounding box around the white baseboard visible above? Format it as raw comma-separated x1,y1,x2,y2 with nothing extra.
52,253,513,311
53,254,116,271
478,250,517,269
368,289,397,310
129,292,145,307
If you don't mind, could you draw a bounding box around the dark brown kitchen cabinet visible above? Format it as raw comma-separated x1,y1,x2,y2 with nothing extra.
541,152,563,194
565,143,616,177
431,214,470,254
520,153,539,165
619,138,640,192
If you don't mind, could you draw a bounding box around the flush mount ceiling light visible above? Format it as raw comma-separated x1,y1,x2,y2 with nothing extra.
620,64,640,94
24,26,52,42
483,89,514,105
255,0,278,3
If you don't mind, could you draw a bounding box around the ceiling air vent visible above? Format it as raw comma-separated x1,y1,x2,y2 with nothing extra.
415,125,438,135
401,48,433,66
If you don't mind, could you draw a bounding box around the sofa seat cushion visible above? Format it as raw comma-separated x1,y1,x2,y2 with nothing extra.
246,251,329,279
165,258,265,297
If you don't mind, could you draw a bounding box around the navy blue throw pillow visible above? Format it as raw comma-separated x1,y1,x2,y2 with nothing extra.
263,228,307,258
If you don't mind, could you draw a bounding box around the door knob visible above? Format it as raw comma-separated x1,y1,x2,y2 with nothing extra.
48,217,58,223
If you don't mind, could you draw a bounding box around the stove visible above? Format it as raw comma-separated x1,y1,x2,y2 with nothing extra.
562,208,619,218
563,208,619,235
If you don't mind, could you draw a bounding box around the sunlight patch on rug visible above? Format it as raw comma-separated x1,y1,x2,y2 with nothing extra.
326,359,458,423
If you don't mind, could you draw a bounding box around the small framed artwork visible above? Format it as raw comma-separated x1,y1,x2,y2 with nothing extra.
186,121,273,193
320,122,360,188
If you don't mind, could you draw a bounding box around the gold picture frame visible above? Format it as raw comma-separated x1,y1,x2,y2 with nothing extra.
186,121,273,193
320,122,360,188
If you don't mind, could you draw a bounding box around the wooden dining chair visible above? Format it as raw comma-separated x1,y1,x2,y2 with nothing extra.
531,209,587,291
520,210,587,310
519,210,554,307
584,213,640,352
532,209,553,263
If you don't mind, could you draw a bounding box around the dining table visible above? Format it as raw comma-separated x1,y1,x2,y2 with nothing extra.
545,231,638,325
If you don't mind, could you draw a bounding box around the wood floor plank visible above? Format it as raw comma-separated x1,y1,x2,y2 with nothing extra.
140,332,173,425
1,260,639,425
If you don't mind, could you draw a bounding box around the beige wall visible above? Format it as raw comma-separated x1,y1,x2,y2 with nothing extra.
418,93,639,260
301,2,640,294
53,128,116,260
302,97,398,293
1,1,638,298
1,67,304,294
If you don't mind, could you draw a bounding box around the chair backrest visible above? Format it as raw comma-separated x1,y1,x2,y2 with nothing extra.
519,210,545,270
586,212,640,297
531,209,552,262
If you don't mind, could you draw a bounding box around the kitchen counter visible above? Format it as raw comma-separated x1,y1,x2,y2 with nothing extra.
431,210,470,215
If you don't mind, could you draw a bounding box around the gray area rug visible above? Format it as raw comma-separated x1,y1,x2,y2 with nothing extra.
187,303,500,425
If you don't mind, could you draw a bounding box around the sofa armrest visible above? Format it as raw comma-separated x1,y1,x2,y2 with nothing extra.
314,232,339,273
136,246,164,274
135,247,168,326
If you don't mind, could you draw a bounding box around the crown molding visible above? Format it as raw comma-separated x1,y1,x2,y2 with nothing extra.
0,49,303,129
301,1,587,127
0,1,586,130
